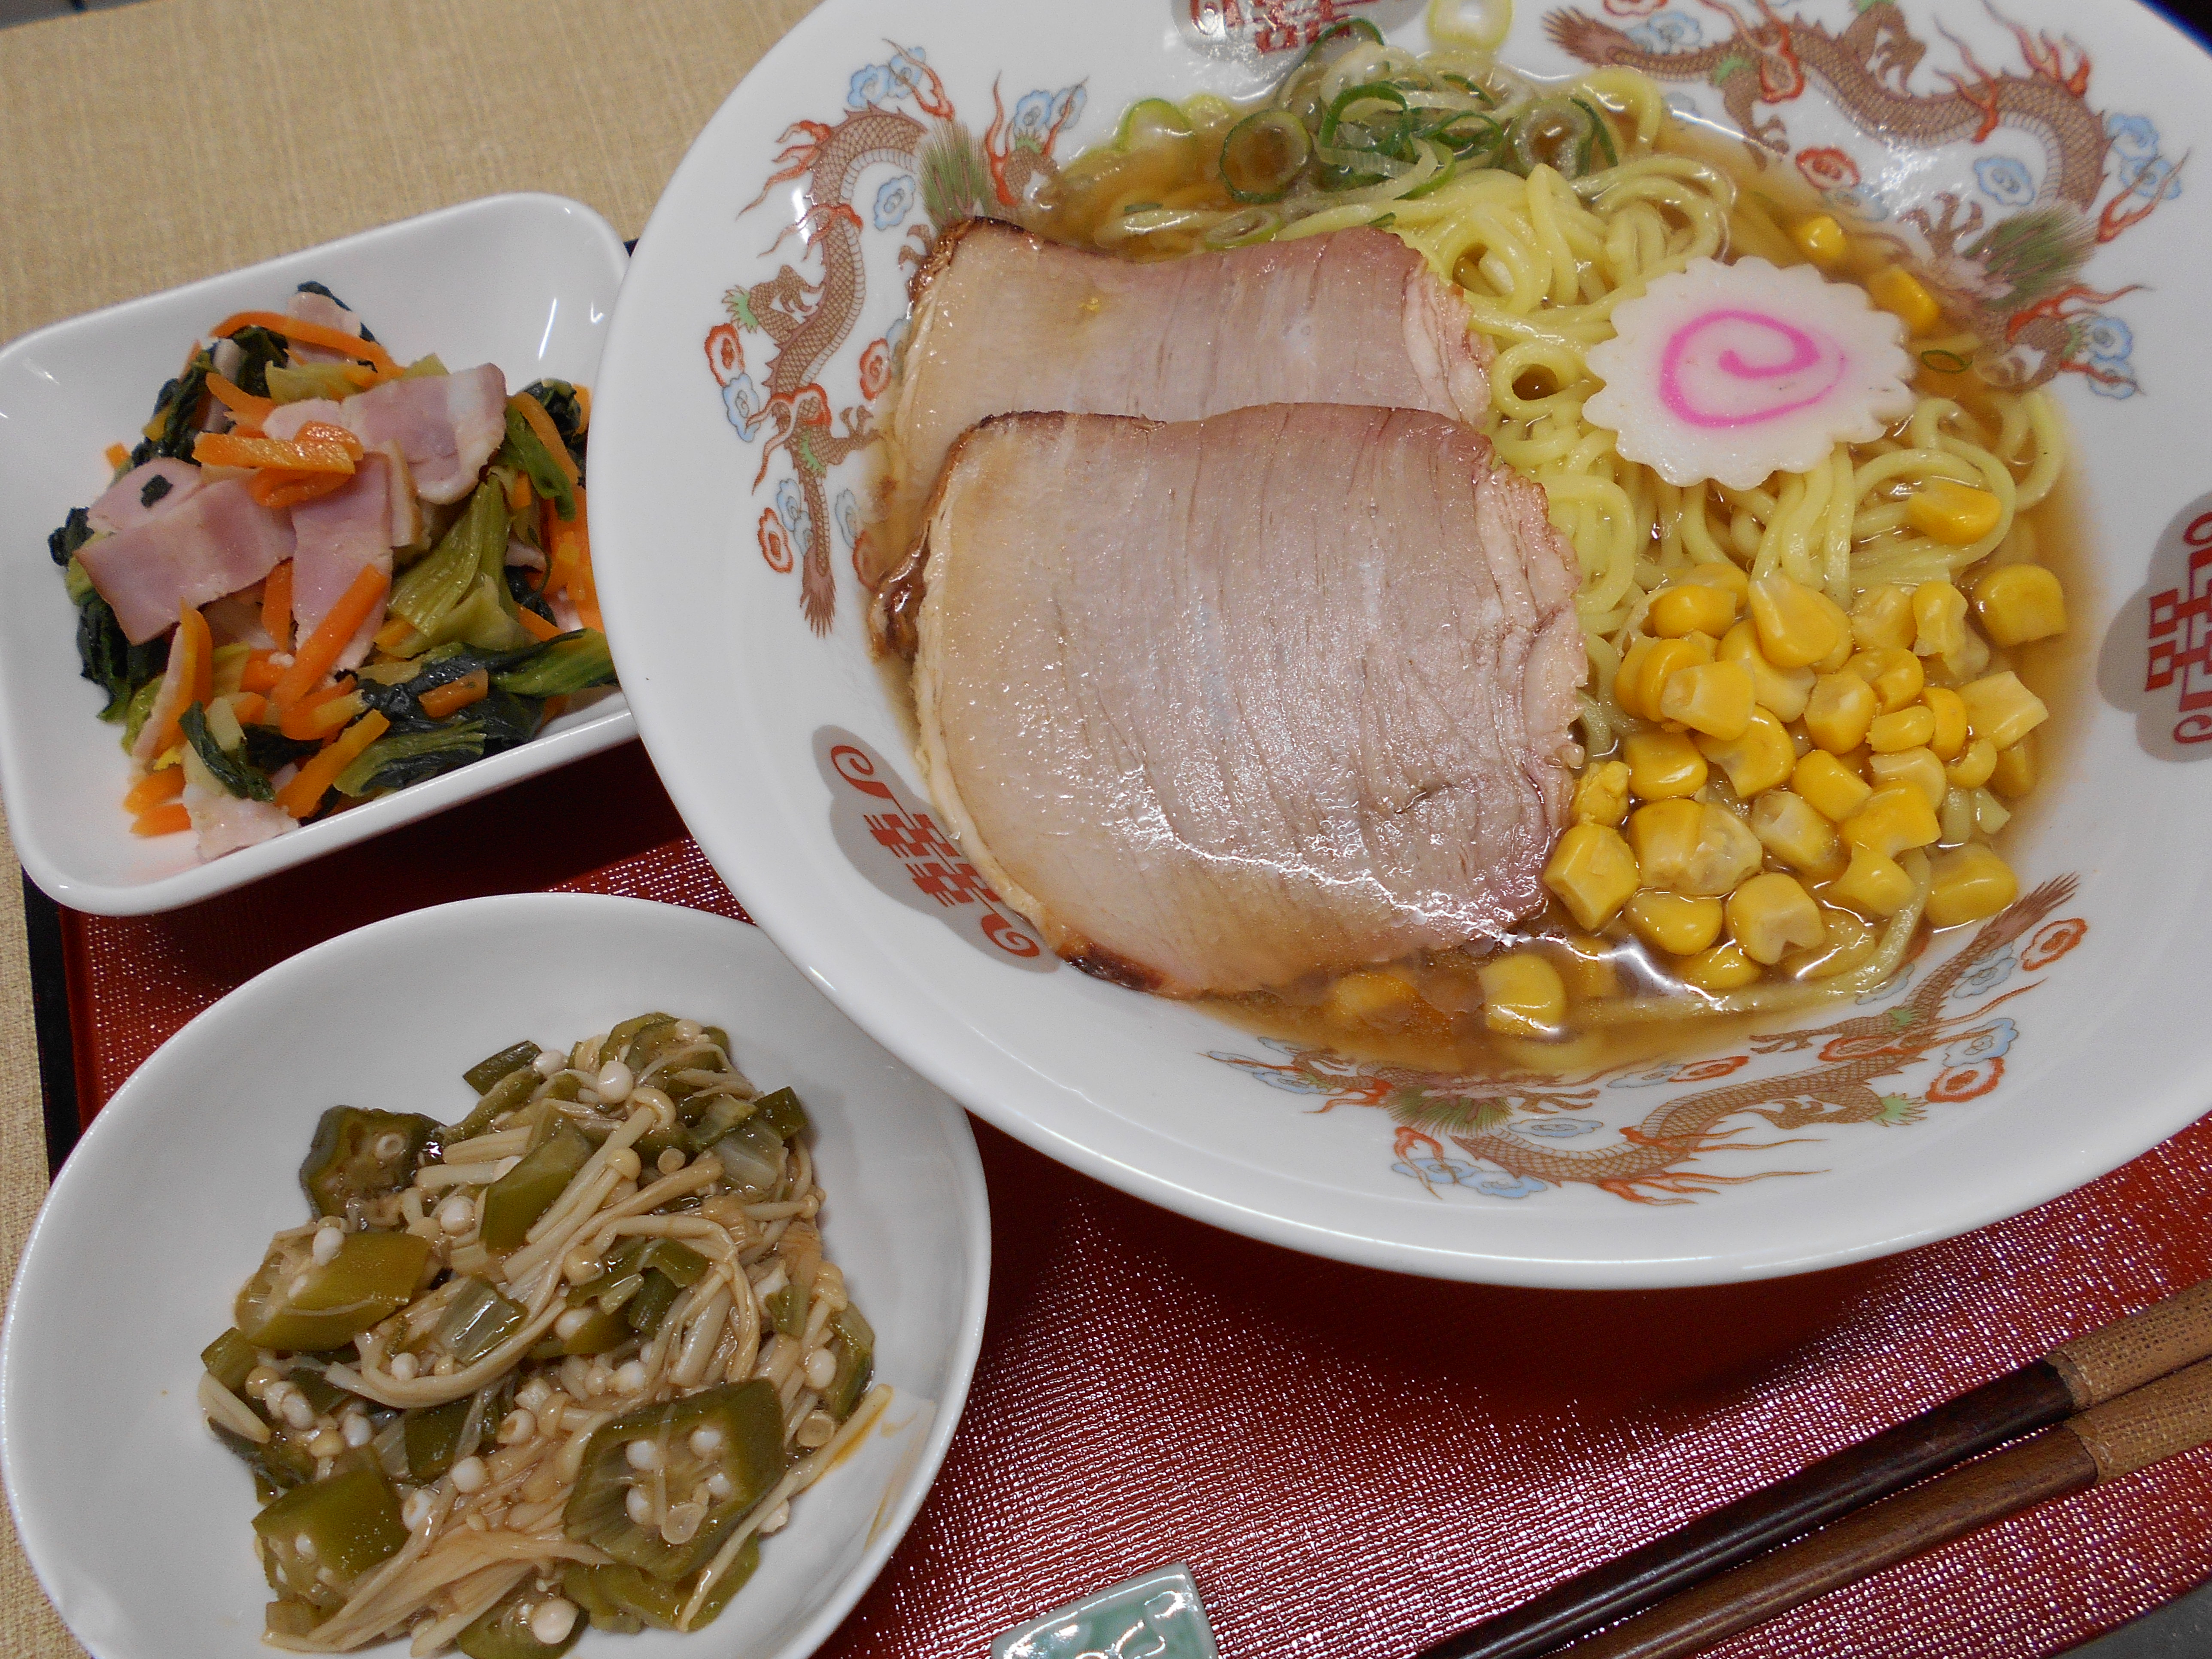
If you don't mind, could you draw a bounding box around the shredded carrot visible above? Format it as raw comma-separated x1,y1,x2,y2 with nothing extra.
122,769,186,814
240,650,286,693
504,471,534,514
276,711,389,819
292,420,364,456
272,564,389,710
541,695,570,723
210,312,400,376
194,430,357,474
418,670,489,721
373,617,419,654
280,682,363,741
205,372,276,431
250,469,353,510
131,803,193,837
544,486,601,630
225,691,270,727
262,560,294,650
143,604,215,760
514,607,561,643
510,394,579,486
103,442,130,472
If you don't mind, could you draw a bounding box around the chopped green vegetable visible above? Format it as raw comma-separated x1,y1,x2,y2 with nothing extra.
708,1118,783,1199
501,405,577,520
202,1328,260,1394
62,556,94,606
252,1453,408,1600
463,1041,542,1096
213,1421,318,1493
234,1230,434,1351
334,724,489,797
181,702,276,801
492,631,616,698
480,1121,593,1250
562,1545,758,1635
519,378,589,479
450,1059,543,1142
389,482,504,641
265,361,363,404
227,325,292,399
298,1107,440,1217
436,1278,526,1364
132,348,214,466
459,1580,586,1659
241,723,322,775
752,1086,809,1141
77,594,169,721
119,673,164,749
48,505,92,568
822,1303,875,1419
564,1381,785,1581
403,1397,477,1483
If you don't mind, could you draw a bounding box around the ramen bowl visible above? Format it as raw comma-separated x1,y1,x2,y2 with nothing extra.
589,0,2212,1285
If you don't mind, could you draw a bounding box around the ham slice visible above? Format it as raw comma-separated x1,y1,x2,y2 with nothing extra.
906,404,1583,996
87,459,205,535
878,219,1490,591
338,365,507,503
291,453,400,669
78,478,295,644
181,750,295,860
261,398,347,441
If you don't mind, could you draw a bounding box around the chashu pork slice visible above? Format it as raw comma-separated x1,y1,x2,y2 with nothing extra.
876,219,1489,613
909,404,1583,997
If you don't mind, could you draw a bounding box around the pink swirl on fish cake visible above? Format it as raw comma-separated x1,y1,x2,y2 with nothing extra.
1657,309,1849,431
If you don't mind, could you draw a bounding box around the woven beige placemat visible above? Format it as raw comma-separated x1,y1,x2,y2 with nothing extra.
0,0,818,1647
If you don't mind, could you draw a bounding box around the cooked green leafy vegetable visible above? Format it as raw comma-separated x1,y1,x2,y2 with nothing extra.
492,631,616,698
225,324,292,398
77,595,169,720
180,702,276,800
520,378,589,479
47,506,91,568
499,406,577,521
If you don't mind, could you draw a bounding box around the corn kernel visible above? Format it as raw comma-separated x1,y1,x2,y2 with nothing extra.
1647,583,1739,638
1911,581,1969,659
1695,707,1796,797
1866,264,1942,335
1793,750,1872,822
1939,626,1991,685
1922,687,1968,760
1974,787,2012,836
1815,592,1858,673
1728,872,1826,966
1624,635,1714,720
1867,746,1947,809
1629,800,1763,896
1479,952,1567,1036
1680,562,1750,598
1840,783,1941,857
1805,672,1877,753
1748,575,1846,668
1675,940,1763,994
1945,736,1997,790
1925,845,2019,928
1544,823,1641,930
1625,891,1725,956
1960,671,2049,750
1750,789,1846,879
1622,732,1706,800
1826,845,1915,917
1989,735,2036,798
1719,620,1813,721
1552,933,1619,1000
1847,647,1926,714
1905,480,2002,547
1659,660,1756,740
1867,705,1937,753
1850,584,1915,652
1327,969,1420,1024
1975,564,2067,646
1793,213,1847,267
1573,760,1633,826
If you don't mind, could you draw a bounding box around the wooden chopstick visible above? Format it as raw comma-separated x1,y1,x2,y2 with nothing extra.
1413,1279,2212,1659
1557,1353,2212,1659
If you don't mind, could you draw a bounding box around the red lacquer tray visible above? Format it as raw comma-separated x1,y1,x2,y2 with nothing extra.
51,743,2212,1658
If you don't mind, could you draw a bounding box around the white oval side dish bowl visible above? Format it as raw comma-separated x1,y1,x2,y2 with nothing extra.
0,893,989,1659
0,193,635,916
589,0,2212,1285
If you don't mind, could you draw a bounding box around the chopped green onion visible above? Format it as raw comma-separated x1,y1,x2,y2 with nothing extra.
1220,110,1312,204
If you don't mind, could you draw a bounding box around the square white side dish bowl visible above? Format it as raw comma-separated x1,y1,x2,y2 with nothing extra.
0,192,634,916
0,892,990,1659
